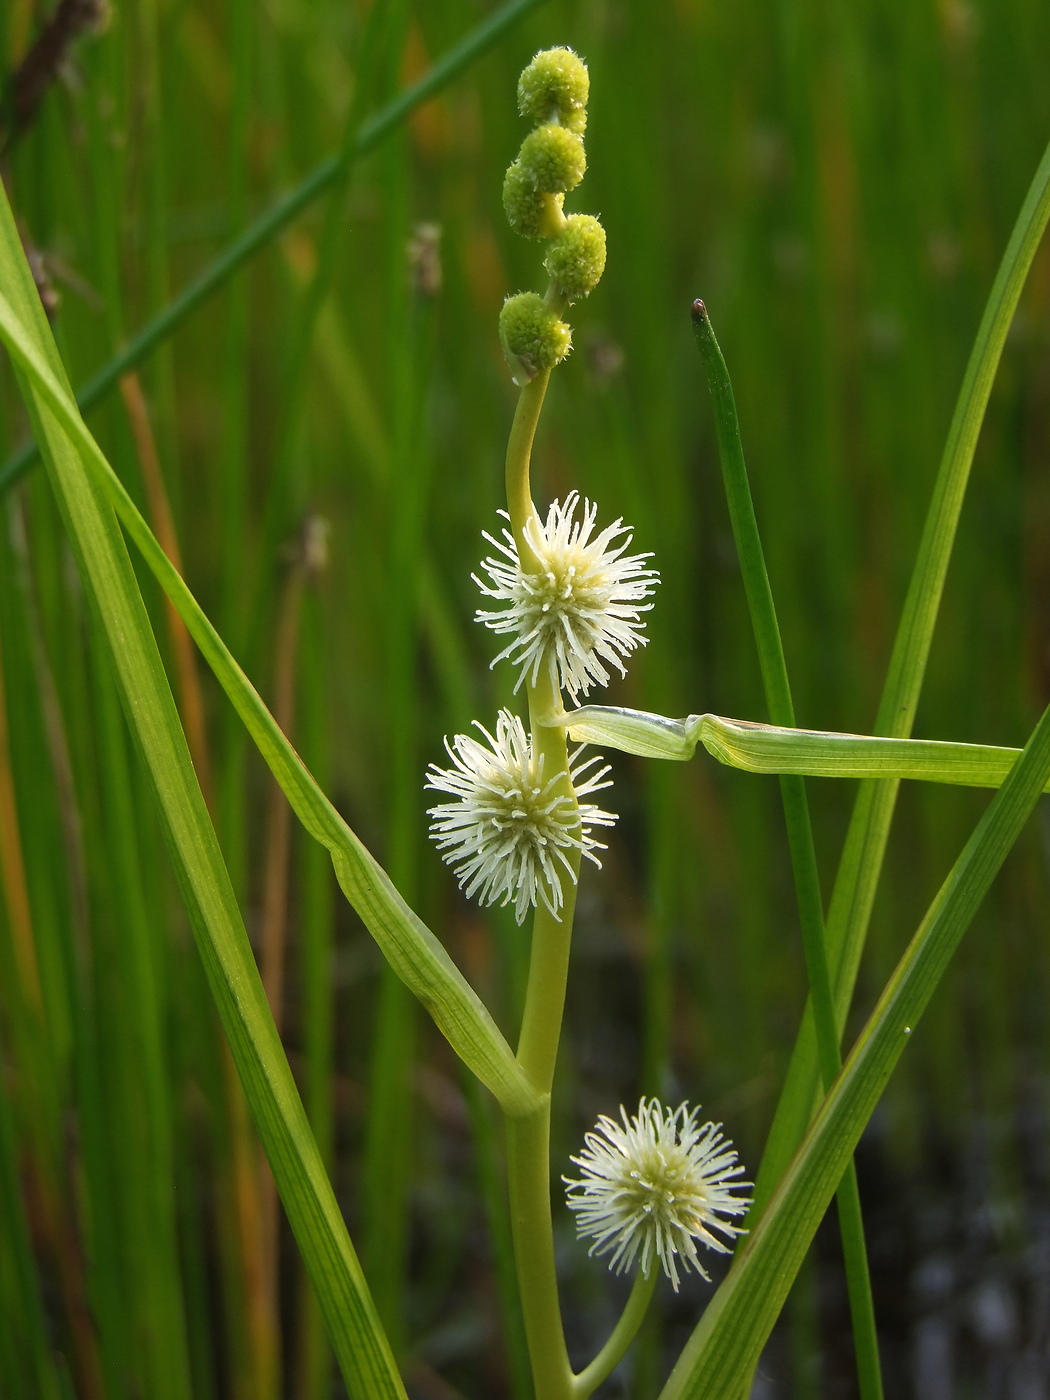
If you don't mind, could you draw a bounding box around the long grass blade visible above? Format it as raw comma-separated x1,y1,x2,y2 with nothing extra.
692,299,881,1398
0,173,406,1400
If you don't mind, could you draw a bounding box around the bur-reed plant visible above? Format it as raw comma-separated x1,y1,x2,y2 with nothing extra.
2,8,1050,1399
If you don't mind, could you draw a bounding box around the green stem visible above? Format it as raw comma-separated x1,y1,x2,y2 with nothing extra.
504,370,550,565
516,893,578,1094
505,1094,574,1400
501,368,578,1400
573,1267,658,1399
693,301,883,1399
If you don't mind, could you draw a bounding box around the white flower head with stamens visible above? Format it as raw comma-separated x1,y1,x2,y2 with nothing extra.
564,1097,751,1291
426,709,616,925
474,491,659,698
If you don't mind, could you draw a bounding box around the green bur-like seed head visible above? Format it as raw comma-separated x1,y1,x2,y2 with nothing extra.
544,214,606,301
499,291,572,385
503,161,564,238
518,124,586,194
518,48,589,134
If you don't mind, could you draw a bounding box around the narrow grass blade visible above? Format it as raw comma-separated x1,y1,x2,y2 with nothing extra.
659,700,1050,1400
692,299,881,1398
689,302,793,722
0,179,406,1400
0,0,548,493
0,275,540,1121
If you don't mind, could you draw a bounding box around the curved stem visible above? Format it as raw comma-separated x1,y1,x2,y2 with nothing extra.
505,369,550,562
573,1267,658,1398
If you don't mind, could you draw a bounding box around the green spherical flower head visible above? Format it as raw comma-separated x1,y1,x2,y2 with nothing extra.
499,291,572,385
503,161,549,238
544,214,606,302
518,48,589,134
518,124,586,195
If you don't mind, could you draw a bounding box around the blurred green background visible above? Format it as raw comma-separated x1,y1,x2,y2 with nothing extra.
2,0,1050,1395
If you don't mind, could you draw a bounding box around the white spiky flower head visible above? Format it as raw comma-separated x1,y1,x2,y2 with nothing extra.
474,491,659,699
564,1097,751,1291
426,709,616,925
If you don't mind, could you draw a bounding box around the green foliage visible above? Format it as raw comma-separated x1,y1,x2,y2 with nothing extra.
2,1,1050,1395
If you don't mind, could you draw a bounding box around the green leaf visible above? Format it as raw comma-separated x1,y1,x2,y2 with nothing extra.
658,700,1050,1400
551,705,1043,789
0,175,405,1400
0,283,539,1121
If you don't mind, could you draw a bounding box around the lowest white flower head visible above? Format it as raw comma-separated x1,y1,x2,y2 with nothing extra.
564,1097,751,1291
426,709,616,925
474,491,659,698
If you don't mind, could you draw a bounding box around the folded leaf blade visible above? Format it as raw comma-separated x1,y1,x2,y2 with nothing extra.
551,705,1038,790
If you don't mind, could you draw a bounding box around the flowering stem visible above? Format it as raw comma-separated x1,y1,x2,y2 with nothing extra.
516,884,579,1089
505,1093,574,1400
505,897,578,1400
502,370,580,1400
573,1267,658,1398
504,369,550,563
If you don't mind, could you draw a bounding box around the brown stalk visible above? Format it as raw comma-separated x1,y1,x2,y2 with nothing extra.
7,496,91,956
119,373,214,809
0,622,106,1400
0,626,44,1014
118,372,276,1399
4,0,110,148
257,514,329,1394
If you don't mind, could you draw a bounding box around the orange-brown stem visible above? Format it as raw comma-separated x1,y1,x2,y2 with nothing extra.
119,372,277,1398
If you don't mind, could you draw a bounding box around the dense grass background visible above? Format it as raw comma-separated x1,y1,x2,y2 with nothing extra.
2,0,1050,1395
